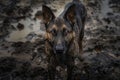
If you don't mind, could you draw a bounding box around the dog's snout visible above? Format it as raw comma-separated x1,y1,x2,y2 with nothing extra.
54,43,65,53
55,44,64,51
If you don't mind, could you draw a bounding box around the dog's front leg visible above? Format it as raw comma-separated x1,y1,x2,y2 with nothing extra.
66,55,74,80
67,64,74,80
48,57,56,80
48,65,55,80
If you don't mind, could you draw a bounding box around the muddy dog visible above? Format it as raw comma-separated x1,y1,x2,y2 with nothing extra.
42,0,87,80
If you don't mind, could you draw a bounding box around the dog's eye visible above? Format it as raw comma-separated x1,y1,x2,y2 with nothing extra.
50,29,57,36
63,29,69,36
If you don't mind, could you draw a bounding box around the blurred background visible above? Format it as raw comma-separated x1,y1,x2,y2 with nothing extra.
0,0,120,80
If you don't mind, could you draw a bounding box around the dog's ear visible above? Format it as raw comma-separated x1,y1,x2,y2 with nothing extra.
64,4,75,26
42,5,55,28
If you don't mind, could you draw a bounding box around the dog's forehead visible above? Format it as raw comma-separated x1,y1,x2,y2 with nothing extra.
48,17,71,31
54,18,65,27
47,18,66,31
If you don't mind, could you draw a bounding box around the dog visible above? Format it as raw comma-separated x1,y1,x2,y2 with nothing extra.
42,0,87,79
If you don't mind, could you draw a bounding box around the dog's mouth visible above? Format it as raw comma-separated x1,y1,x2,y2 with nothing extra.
54,48,67,55
54,49,67,64
56,50,64,54
54,50,65,54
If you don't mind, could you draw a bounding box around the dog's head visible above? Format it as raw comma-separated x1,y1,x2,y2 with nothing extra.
42,5,76,54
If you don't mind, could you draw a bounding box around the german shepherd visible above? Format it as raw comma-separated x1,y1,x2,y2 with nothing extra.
42,0,87,79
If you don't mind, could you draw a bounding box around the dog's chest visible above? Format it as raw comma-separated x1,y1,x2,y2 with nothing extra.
55,53,67,65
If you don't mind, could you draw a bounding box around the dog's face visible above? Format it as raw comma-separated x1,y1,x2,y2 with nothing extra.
42,5,75,54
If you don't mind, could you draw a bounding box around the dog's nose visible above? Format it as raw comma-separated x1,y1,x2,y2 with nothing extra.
55,44,64,53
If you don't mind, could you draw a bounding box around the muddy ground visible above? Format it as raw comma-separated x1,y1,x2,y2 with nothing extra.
0,0,120,80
